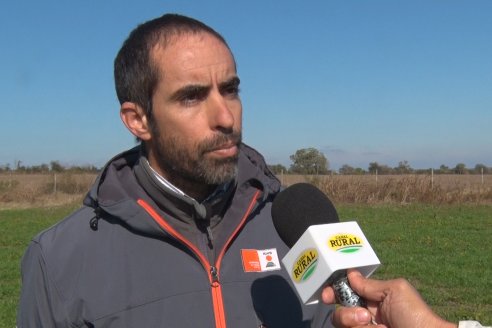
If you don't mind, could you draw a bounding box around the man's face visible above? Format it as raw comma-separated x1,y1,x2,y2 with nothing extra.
147,33,242,189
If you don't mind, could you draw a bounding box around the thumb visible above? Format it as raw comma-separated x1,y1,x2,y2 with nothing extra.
346,269,386,302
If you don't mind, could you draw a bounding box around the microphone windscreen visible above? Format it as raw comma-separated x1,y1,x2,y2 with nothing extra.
272,183,339,247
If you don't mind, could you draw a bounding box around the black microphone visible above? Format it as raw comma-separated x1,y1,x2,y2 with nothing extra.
272,183,380,307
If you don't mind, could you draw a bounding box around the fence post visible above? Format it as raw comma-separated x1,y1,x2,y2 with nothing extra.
431,168,434,189
53,173,57,194
482,167,484,185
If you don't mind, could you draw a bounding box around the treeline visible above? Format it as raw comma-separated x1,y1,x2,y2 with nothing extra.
268,148,491,175
338,161,491,175
2,152,490,176
269,160,491,175
0,161,100,174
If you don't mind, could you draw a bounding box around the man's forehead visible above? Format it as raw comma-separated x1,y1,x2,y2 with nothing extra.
151,32,235,72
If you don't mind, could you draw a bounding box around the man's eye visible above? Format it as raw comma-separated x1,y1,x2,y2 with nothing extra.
222,85,240,98
220,77,241,98
228,86,240,95
179,89,207,106
181,94,199,106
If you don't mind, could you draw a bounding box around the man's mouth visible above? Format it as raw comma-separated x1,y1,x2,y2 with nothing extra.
200,132,242,158
208,142,239,157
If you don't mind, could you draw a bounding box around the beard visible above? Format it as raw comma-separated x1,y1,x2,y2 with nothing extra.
150,125,241,188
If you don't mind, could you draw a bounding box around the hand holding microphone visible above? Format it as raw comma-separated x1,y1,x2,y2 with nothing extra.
324,270,459,328
271,183,380,307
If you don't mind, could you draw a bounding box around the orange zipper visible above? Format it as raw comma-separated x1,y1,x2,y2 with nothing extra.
137,189,260,328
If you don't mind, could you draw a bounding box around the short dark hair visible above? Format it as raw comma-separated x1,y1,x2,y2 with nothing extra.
114,13,231,118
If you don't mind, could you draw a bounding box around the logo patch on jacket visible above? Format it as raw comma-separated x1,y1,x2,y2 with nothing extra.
241,248,281,272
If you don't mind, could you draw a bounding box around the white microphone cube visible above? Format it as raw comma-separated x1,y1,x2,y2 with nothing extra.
281,221,381,304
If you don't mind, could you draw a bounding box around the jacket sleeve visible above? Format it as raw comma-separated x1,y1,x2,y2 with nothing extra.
17,242,69,327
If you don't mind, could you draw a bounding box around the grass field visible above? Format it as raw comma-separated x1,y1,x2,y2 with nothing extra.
337,204,492,324
1,203,491,327
0,205,80,327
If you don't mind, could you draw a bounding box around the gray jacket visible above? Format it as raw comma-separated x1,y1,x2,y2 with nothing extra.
17,144,334,327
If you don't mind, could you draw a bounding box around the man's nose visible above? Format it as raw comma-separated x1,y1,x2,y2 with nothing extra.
207,92,236,131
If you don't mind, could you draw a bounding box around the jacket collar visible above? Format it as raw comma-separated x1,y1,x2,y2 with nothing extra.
83,143,280,235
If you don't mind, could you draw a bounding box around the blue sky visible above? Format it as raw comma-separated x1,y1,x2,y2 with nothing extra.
1,0,491,170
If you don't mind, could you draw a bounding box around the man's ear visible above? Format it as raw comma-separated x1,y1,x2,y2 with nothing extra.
120,102,152,141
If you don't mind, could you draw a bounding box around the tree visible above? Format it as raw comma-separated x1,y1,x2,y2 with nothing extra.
368,162,391,174
289,148,329,174
268,164,287,175
368,162,379,174
353,167,366,175
473,164,489,174
29,164,49,173
454,163,467,175
50,161,65,173
438,164,450,174
0,164,11,172
339,164,355,175
394,160,413,174
339,165,366,175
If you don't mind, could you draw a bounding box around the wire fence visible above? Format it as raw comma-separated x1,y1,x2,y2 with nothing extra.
1,172,491,207
278,173,492,204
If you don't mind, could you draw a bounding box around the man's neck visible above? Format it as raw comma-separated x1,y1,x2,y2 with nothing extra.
145,160,215,202
166,176,216,202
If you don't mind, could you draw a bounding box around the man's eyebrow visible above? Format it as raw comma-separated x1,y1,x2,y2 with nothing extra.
169,84,211,102
219,76,241,89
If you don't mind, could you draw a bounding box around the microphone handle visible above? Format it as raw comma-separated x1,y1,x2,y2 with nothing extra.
332,274,366,307
332,272,378,324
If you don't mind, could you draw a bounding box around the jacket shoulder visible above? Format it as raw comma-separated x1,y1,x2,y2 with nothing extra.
32,206,96,247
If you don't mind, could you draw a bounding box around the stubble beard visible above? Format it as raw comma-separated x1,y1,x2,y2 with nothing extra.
151,126,241,191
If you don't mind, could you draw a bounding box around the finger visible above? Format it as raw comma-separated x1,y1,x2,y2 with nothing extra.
321,286,336,304
331,306,373,328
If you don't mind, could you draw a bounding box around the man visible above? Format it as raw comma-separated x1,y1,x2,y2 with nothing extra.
17,14,334,327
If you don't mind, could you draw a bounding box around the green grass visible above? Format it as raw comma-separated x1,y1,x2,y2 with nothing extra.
338,204,492,324
0,205,78,328
1,204,491,326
